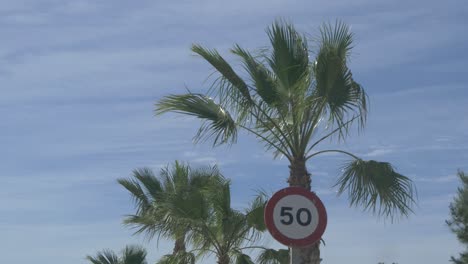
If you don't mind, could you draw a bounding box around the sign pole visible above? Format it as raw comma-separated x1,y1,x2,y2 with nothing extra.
290,247,301,264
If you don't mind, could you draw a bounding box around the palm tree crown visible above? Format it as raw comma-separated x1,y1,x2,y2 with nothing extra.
156,20,415,219
118,161,221,262
159,175,268,264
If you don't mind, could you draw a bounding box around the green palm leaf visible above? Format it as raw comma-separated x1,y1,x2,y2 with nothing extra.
313,21,367,133
231,45,280,107
131,168,162,202
335,159,416,218
157,252,196,264
117,178,151,213
257,248,289,264
86,246,147,264
234,252,255,264
86,250,119,264
266,20,309,94
121,212,167,240
121,246,148,264
156,93,237,145
192,44,251,104
245,192,268,232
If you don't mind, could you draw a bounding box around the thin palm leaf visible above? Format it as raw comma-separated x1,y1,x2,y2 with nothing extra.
86,246,147,264
156,93,237,145
157,252,196,264
121,246,148,264
86,250,119,264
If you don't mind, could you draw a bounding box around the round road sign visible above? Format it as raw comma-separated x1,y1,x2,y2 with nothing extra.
264,187,327,247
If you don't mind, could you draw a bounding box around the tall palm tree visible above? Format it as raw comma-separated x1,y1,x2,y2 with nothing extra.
161,176,266,264
155,20,416,263
118,161,220,263
86,245,147,264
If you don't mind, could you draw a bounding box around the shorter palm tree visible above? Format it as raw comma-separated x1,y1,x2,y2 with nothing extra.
86,245,147,264
118,161,221,263
159,176,267,264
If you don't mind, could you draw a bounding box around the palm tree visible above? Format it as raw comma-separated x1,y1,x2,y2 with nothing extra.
118,161,221,263
155,20,416,263
161,176,266,264
86,245,147,264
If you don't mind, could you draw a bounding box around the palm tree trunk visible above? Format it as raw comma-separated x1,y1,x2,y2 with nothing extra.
217,253,230,264
287,157,321,264
287,158,311,189
172,236,186,255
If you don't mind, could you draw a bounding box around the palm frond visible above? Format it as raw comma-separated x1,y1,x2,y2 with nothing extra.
245,192,268,232
209,181,232,219
156,93,237,146
257,248,289,264
266,20,310,95
122,212,169,240
121,245,147,264
156,252,196,264
335,159,416,219
234,252,255,264
131,168,162,202
318,21,353,59
171,161,190,193
159,183,209,223
231,44,280,107
117,178,150,213
313,21,367,136
86,250,119,264
189,164,223,188
192,44,252,104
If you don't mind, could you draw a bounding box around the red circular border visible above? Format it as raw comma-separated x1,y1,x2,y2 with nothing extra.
264,187,327,247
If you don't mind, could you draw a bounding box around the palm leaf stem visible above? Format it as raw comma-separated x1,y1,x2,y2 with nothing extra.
246,105,294,157
300,99,326,152
290,99,302,157
198,224,223,254
245,97,296,157
225,221,245,249
305,149,360,160
305,115,359,154
238,246,272,251
238,124,291,160
299,105,323,157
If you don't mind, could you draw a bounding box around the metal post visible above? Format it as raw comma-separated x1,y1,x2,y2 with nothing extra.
290,247,301,264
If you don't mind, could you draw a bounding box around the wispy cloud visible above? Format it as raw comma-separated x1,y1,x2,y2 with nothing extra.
415,174,458,183
363,147,396,157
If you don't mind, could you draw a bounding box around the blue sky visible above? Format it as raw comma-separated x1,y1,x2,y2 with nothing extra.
1,0,467,263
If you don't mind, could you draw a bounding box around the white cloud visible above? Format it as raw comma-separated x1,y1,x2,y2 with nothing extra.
363,148,396,157
415,174,458,183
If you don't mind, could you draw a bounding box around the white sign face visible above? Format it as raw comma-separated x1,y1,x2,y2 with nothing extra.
264,187,327,247
272,194,319,239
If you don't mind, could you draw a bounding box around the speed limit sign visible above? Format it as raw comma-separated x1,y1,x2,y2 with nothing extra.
264,187,327,247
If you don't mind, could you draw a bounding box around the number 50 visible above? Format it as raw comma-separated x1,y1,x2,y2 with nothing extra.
280,206,312,226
